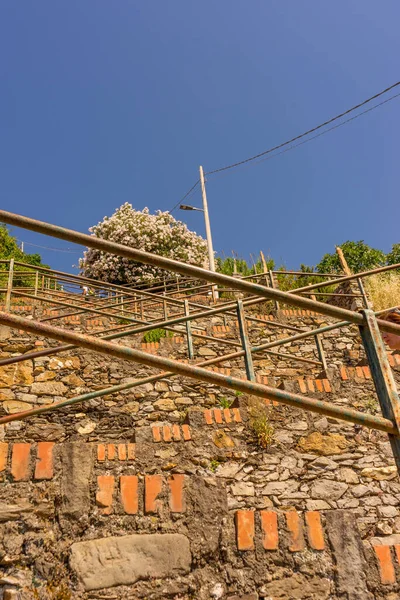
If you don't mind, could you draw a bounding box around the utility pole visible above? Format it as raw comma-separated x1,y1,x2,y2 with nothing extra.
199,165,218,300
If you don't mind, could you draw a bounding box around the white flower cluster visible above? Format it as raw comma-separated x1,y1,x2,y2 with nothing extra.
79,203,209,284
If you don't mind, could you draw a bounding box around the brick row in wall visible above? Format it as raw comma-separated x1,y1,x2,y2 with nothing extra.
0,304,33,312
374,544,400,585
204,407,242,425
236,510,325,552
341,358,400,381
212,325,231,335
152,424,191,442
280,309,320,317
96,473,185,515
97,443,136,462
297,378,332,393
0,441,54,481
140,342,160,352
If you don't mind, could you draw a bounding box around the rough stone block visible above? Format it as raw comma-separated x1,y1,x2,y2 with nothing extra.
61,442,93,518
70,533,191,591
326,510,373,600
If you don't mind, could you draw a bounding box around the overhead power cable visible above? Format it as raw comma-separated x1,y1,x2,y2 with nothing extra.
167,179,200,214
209,91,400,179
17,239,82,254
206,79,400,175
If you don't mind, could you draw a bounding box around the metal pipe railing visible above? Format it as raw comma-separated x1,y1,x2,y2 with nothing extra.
6,210,399,333
0,310,395,434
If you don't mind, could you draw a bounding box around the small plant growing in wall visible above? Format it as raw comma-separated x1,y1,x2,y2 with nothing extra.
209,458,220,472
218,396,233,409
142,328,173,343
247,396,274,449
363,396,379,414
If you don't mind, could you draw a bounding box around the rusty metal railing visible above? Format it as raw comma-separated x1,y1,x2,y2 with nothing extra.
0,209,399,473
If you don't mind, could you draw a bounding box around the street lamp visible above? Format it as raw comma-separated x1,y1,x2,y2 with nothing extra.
179,166,218,300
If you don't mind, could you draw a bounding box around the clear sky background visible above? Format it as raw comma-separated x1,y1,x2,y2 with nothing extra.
0,1,399,273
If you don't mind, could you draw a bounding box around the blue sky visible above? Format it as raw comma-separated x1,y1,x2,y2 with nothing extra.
0,1,399,273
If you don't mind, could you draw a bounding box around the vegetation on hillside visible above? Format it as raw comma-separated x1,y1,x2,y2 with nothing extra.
0,223,49,287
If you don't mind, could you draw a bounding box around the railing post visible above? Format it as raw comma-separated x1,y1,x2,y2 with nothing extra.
359,309,400,475
163,297,168,321
357,277,370,308
184,300,194,359
5,259,14,312
269,270,280,311
314,334,328,373
236,299,255,381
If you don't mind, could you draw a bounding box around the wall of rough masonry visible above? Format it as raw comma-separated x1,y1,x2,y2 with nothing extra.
0,302,400,599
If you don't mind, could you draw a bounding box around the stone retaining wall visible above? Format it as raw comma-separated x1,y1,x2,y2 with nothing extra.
0,303,399,598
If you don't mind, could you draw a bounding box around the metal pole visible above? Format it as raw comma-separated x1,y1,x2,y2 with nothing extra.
314,334,328,374
199,166,218,301
359,309,400,474
269,270,280,311
184,300,194,359
357,278,370,308
5,259,14,312
236,300,255,381
34,271,39,297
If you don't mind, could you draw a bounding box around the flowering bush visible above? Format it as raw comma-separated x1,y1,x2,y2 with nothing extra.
79,203,208,284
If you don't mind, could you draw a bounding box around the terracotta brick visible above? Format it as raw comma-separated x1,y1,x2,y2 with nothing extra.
355,366,364,379
97,444,106,461
348,367,355,379
260,511,279,550
163,425,172,442
322,379,332,393
394,544,400,566
213,409,223,424
374,545,396,585
127,443,136,460
204,409,213,425
315,379,323,392
145,474,163,513
107,444,116,460
152,426,162,442
96,475,115,515
168,474,185,512
340,366,348,380
236,510,255,551
388,355,395,367
223,408,232,423
0,442,8,472
307,379,315,393
395,354,400,366
120,475,138,514
182,424,191,441
298,379,307,394
34,442,54,480
11,443,31,481
362,366,371,379
305,511,325,550
232,408,242,423
172,424,181,441
118,444,127,461
285,511,305,552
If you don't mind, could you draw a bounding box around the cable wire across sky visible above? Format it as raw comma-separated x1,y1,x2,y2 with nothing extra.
206,79,400,175
168,79,400,213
